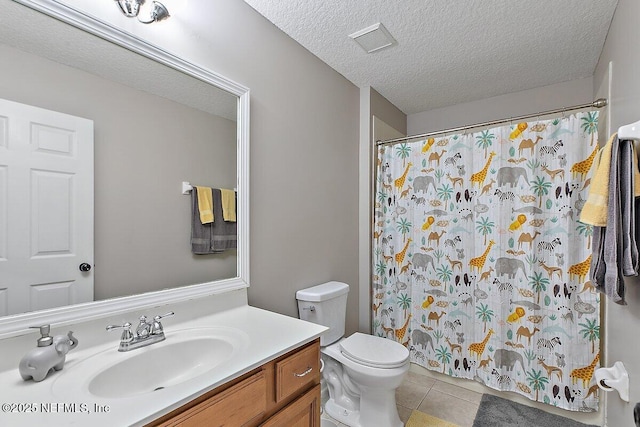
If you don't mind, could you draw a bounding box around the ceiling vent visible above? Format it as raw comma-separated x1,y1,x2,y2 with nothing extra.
349,23,397,54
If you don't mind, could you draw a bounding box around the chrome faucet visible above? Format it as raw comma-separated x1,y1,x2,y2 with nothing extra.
106,311,174,352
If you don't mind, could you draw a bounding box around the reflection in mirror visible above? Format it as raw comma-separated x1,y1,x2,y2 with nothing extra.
0,0,249,332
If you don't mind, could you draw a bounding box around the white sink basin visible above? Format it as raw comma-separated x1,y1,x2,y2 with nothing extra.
52,327,249,400
90,336,235,398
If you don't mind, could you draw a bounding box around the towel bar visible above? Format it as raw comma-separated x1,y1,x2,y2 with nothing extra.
182,181,237,195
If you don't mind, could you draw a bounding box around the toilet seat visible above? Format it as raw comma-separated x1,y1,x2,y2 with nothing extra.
339,333,409,369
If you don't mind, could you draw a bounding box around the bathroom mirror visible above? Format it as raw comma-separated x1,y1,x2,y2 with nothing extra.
0,0,250,336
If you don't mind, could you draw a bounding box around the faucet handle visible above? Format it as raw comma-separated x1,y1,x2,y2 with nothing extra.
106,322,133,343
151,311,174,335
154,311,174,321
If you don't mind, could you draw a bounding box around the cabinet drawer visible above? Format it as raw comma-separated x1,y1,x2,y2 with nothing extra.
275,341,320,403
159,370,267,426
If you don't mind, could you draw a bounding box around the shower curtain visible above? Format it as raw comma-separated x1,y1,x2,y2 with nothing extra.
372,111,600,412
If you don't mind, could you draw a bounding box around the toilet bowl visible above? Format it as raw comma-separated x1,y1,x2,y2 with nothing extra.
296,282,409,427
322,334,409,427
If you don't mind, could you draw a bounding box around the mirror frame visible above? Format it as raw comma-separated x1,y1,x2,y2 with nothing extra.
0,0,250,338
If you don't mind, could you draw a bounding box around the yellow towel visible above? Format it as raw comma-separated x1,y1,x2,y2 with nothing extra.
220,188,236,222
580,134,640,226
195,186,214,224
579,134,614,226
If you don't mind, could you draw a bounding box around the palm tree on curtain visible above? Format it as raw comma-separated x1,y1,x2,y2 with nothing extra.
476,130,495,157
436,184,454,211
435,345,452,374
395,143,411,167
576,222,594,250
398,293,412,319
396,218,412,243
375,260,387,279
579,318,600,354
528,272,549,304
476,303,495,333
475,216,495,245
526,368,549,401
376,189,388,208
581,112,599,146
436,264,453,285
530,176,552,208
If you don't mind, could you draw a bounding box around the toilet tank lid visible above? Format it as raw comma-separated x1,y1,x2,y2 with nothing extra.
296,281,349,302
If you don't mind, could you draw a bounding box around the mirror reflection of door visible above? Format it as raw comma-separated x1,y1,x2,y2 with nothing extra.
0,98,94,315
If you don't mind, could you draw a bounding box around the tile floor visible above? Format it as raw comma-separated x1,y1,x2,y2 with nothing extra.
322,368,481,427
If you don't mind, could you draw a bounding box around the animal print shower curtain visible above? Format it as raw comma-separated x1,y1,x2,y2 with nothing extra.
372,112,600,412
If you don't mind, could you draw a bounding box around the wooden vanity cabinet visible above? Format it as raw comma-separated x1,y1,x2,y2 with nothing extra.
148,339,321,427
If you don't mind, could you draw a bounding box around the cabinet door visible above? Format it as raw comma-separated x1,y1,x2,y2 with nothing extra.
261,384,320,427
157,371,266,426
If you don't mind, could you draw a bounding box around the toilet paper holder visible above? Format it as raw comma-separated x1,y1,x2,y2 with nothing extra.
596,361,629,402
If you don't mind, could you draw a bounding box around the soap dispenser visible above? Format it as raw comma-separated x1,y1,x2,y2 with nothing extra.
18,326,79,382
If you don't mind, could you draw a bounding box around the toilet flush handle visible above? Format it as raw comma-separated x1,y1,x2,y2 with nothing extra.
302,305,315,312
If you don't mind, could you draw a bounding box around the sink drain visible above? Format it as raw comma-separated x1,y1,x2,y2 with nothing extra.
154,386,165,392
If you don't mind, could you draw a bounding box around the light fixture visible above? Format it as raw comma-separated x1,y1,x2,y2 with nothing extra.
113,0,170,24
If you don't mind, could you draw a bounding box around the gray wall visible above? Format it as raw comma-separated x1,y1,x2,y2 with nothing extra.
370,88,407,136
595,0,640,425
137,0,361,332
408,77,594,134
0,43,237,301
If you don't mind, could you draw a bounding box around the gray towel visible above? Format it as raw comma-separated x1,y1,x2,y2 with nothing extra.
191,187,237,254
620,140,639,275
591,137,638,304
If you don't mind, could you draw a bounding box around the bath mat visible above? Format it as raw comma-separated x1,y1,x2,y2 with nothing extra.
406,410,458,427
472,394,598,427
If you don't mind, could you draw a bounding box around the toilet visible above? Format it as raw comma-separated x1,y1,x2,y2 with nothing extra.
296,281,409,427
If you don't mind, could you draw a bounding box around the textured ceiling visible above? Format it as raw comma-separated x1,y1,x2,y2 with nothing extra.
243,0,618,115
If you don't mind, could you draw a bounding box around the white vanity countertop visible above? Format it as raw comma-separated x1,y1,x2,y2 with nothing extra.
0,302,327,427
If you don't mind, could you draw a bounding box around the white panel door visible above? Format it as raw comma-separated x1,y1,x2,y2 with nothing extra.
0,98,93,315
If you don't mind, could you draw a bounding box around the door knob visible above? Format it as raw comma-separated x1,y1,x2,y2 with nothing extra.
79,263,92,272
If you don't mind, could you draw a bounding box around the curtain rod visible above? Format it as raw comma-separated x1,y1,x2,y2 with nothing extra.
376,98,608,146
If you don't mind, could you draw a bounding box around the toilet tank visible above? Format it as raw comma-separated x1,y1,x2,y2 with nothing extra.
296,281,349,346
